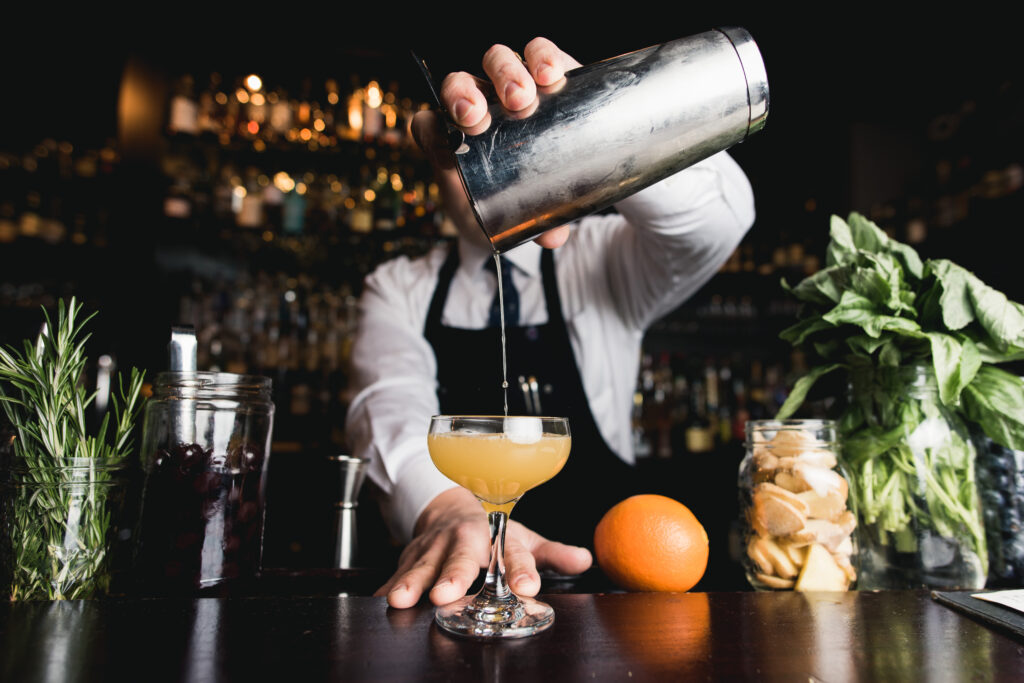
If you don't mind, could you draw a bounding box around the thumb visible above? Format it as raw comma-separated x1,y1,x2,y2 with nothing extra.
511,521,594,576
410,110,456,171
531,539,593,577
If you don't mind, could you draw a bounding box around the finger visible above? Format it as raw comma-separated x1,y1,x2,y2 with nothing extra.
428,554,485,606
384,542,450,608
439,71,491,131
482,43,536,112
533,225,571,249
530,539,594,576
503,536,542,597
374,541,428,598
523,37,582,86
428,523,489,605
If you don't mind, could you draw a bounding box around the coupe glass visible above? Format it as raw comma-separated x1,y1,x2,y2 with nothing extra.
427,415,571,638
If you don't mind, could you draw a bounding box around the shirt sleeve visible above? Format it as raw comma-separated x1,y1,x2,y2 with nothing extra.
343,251,459,543
601,149,756,330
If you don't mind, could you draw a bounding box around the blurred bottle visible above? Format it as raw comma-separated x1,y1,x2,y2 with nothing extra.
684,378,714,454
168,75,200,136
236,170,263,229
197,72,225,138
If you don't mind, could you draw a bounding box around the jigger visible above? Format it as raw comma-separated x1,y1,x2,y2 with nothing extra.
416,26,769,253
329,455,370,569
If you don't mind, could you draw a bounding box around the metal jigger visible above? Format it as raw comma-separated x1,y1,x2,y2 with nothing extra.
329,455,370,569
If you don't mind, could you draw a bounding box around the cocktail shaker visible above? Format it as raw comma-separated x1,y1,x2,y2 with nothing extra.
417,27,769,253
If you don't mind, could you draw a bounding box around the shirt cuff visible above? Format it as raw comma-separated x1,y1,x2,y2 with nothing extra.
388,455,461,542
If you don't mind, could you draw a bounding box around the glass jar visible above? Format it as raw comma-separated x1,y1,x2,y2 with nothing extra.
0,458,132,600
842,363,987,590
134,372,274,595
738,419,857,591
974,430,1024,587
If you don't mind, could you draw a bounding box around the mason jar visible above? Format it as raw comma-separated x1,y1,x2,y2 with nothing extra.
738,419,857,591
134,372,274,595
843,363,986,590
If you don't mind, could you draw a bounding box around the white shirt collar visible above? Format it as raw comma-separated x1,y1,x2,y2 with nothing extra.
457,236,543,279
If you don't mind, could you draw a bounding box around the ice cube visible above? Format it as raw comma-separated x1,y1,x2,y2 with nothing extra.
504,417,542,444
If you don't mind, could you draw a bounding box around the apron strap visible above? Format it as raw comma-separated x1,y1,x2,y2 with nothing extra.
424,241,460,337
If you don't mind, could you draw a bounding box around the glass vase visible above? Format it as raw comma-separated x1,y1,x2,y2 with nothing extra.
842,363,987,590
0,457,132,601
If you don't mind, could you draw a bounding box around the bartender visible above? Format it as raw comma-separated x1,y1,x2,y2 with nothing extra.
344,37,756,608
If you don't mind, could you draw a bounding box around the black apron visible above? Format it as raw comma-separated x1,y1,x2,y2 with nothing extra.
424,244,638,549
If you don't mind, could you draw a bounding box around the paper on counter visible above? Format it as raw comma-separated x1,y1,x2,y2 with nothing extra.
971,589,1024,614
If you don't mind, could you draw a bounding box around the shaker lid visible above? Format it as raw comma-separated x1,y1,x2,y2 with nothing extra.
717,26,770,137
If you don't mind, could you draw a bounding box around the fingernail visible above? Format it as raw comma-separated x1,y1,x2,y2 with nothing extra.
536,63,555,83
388,583,407,596
504,82,522,102
452,99,474,123
512,574,532,588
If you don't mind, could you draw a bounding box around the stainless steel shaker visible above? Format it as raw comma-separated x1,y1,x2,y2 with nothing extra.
418,27,769,252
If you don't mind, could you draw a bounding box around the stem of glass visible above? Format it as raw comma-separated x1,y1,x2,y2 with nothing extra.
478,510,513,603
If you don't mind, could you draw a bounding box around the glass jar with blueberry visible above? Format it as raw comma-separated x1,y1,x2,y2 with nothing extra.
134,372,274,595
974,431,1024,587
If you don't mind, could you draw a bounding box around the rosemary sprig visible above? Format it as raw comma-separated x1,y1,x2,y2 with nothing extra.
0,298,146,600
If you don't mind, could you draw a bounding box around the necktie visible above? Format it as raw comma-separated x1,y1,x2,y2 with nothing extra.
486,256,519,328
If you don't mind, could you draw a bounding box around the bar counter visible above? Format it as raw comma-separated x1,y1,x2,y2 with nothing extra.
2,585,1022,681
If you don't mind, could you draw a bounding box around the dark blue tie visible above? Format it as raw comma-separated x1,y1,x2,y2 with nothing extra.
486,256,519,328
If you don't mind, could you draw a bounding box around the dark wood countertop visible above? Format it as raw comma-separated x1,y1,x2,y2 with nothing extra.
2,589,1022,682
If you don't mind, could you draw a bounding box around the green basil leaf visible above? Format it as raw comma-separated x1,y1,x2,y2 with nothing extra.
826,214,857,267
926,259,974,331
886,238,924,282
848,333,889,356
925,332,980,405
967,270,1024,348
823,291,921,338
971,337,1024,364
847,212,888,254
814,338,845,360
790,264,851,305
878,339,902,366
848,212,924,280
962,365,1024,450
775,363,842,419
780,315,835,346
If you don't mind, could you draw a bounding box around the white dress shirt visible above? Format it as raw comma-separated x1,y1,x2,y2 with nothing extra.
344,151,756,541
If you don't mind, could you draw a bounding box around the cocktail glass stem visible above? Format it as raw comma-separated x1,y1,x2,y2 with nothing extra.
480,510,512,602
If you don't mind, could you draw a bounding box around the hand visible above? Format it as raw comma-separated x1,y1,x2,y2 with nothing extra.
411,37,582,250
375,487,593,608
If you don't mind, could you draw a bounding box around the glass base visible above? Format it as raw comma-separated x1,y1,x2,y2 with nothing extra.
434,593,554,639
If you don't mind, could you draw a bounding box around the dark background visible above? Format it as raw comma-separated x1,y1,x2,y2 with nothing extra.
6,9,1019,293
3,9,1022,581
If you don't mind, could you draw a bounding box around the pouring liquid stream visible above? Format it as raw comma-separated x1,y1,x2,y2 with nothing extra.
494,253,509,416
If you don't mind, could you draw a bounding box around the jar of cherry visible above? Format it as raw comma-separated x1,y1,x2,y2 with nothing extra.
134,371,274,595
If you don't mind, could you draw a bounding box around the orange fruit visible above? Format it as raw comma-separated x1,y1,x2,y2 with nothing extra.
594,494,709,592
